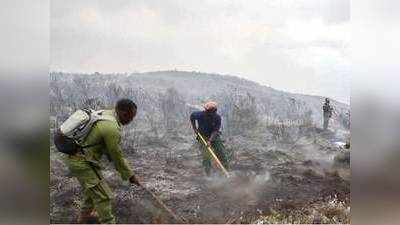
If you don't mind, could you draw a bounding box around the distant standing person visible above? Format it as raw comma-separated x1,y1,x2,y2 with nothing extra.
323,98,333,130
59,99,141,224
190,101,229,176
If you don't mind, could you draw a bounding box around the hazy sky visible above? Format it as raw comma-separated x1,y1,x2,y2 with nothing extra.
51,0,350,104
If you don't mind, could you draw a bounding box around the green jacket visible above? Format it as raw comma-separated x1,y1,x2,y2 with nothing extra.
65,110,133,188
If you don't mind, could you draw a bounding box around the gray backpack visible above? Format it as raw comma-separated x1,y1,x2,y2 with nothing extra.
54,109,115,154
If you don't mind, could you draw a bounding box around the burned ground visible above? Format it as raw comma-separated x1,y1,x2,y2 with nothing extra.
50,129,350,224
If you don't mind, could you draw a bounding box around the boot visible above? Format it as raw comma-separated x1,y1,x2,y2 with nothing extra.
77,210,99,224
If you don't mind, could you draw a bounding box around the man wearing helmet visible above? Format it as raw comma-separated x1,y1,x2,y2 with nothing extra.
190,101,229,176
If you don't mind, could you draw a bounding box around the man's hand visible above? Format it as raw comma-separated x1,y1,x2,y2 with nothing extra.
207,140,212,147
129,174,141,186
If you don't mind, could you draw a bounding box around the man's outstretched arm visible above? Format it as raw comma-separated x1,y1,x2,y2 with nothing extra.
101,122,134,181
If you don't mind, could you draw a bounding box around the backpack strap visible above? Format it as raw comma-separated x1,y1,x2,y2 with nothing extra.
77,111,114,149
80,142,102,149
77,110,116,161
78,141,112,162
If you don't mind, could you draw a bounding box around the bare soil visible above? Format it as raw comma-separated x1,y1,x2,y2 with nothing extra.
50,133,350,224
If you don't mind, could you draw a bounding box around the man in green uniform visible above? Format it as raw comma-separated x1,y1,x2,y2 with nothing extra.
64,99,140,224
190,101,230,176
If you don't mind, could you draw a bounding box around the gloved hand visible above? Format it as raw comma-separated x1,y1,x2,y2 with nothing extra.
129,174,141,186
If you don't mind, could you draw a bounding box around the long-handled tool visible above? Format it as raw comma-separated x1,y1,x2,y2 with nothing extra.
196,132,230,178
135,182,187,224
